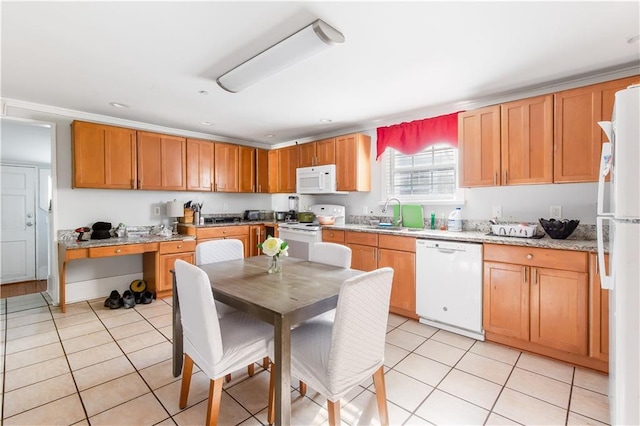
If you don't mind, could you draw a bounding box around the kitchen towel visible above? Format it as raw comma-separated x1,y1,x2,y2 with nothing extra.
393,204,424,228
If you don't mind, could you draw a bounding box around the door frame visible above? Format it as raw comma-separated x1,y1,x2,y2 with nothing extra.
0,116,58,303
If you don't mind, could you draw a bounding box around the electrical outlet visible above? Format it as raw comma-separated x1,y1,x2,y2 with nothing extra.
550,205,562,219
492,205,502,218
362,205,368,214
222,203,228,211
153,206,161,216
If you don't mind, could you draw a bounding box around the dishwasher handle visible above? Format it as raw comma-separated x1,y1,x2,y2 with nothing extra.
417,240,473,252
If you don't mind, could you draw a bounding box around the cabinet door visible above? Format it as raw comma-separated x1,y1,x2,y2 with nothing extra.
316,138,336,165
554,76,640,183
336,133,371,191
186,138,214,191
501,95,553,185
322,229,345,244
379,248,415,313
347,244,377,272
459,106,501,187
530,267,588,355
72,121,137,189
214,143,239,192
231,235,250,259
589,253,609,361
256,149,270,193
277,146,298,193
159,252,194,293
137,131,186,190
268,150,279,193
249,225,265,257
483,261,529,339
239,146,255,193
298,143,317,167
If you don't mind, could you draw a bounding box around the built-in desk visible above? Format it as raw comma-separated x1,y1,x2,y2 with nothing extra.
58,235,195,312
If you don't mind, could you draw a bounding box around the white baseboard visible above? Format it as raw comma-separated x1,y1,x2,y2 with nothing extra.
65,273,143,304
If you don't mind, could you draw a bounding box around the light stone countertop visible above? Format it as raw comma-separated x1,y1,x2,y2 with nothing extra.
323,224,605,253
58,234,195,250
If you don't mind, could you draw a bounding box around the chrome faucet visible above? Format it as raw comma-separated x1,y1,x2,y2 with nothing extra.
382,197,403,227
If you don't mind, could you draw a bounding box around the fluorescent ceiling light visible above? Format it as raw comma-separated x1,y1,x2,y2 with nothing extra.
216,19,345,93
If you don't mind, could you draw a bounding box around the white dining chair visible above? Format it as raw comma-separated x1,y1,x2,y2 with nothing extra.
195,239,268,378
309,242,352,268
267,267,394,426
174,260,272,426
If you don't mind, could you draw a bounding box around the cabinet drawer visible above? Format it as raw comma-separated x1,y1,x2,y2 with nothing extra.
379,235,416,252
484,243,588,272
346,231,378,247
322,229,345,244
89,244,145,258
197,225,249,240
159,240,196,254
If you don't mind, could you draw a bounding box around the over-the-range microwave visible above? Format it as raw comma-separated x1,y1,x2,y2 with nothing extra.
296,164,346,194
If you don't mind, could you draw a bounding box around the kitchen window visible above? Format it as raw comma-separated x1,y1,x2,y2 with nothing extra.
382,144,465,203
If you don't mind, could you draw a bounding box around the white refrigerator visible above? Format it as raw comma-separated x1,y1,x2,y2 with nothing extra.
597,84,640,426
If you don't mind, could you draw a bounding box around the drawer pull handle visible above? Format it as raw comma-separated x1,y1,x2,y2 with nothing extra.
177,244,182,249
223,231,227,234
526,254,533,259
115,249,121,253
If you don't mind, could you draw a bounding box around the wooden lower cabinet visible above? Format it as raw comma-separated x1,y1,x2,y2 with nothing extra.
144,240,196,299
483,261,530,340
483,243,605,372
348,244,378,272
249,225,265,257
379,247,415,317
589,253,609,364
322,229,345,244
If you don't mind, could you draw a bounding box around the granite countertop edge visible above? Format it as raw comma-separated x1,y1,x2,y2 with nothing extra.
59,234,196,250
323,224,605,253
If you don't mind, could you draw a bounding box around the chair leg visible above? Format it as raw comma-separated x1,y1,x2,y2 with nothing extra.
299,381,307,396
205,377,224,426
248,363,255,376
327,400,341,426
263,356,270,370
372,366,389,426
179,354,194,409
225,373,231,383
267,362,275,425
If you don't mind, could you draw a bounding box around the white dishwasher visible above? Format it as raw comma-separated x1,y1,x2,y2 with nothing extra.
416,239,484,340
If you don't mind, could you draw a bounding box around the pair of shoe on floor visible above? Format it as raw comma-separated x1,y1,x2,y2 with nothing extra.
104,289,154,309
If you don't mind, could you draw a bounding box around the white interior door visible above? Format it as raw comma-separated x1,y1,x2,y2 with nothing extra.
1,165,36,284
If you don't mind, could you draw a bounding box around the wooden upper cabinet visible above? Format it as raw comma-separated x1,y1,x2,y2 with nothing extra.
299,138,336,167
501,94,554,185
214,142,239,192
186,138,214,191
459,106,501,187
277,145,299,193
72,121,137,189
554,75,640,183
298,143,316,167
256,148,272,193
316,137,336,165
239,146,255,193
267,150,279,193
137,131,186,190
336,133,371,191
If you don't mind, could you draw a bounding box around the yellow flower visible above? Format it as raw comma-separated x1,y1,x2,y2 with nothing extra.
258,236,288,257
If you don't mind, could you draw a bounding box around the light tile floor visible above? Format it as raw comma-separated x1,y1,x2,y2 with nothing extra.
1,293,610,425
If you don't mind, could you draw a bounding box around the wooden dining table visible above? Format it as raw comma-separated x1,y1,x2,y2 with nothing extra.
172,256,364,425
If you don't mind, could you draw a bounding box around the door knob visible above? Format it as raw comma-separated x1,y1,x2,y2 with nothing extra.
27,213,33,218
26,222,34,226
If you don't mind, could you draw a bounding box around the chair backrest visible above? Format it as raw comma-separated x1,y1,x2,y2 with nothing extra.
327,267,394,393
174,260,223,368
308,242,352,268
195,239,244,265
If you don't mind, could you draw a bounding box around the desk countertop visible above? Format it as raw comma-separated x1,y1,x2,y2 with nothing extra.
58,234,195,250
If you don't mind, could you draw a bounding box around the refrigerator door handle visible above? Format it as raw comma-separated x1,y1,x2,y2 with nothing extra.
596,216,613,290
597,142,613,217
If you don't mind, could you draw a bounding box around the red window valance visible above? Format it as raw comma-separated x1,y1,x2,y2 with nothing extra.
376,111,462,160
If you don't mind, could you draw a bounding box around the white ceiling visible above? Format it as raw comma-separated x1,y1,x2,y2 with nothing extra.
2,1,639,145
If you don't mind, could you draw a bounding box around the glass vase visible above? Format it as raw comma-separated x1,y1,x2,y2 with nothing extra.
268,255,282,274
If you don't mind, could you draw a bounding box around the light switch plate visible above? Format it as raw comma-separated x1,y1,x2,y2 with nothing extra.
550,205,562,219
153,206,161,216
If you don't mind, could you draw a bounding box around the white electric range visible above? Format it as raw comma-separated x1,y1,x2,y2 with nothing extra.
278,204,345,260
